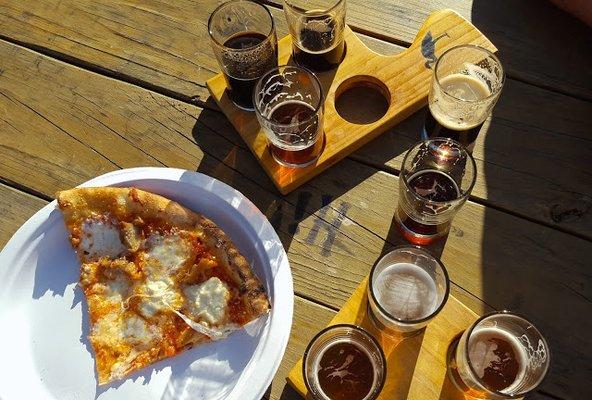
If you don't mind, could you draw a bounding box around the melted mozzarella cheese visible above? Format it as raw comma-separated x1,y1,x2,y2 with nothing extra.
91,312,124,347
145,234,190,275
184,277,230,326
105,274,130,303
92,311,157,354
123,315,156,345
80,219,126,260
138,276,183,318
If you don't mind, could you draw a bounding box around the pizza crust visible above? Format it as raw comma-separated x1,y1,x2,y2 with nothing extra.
56,186,271,384
199,218,271,317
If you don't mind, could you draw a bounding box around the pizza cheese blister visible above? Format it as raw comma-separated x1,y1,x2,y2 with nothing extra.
57,187,270,384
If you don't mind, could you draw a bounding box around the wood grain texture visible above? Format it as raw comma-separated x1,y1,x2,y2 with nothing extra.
266,0,592,100
1,41,591,398
350,78,592,240
0,184,47,247
0,0,403,105
1,1,589,239
207,10,496,194
2,0,589,101
287,278,479,400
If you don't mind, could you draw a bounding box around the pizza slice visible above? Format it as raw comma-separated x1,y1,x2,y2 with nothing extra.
57,187,270,384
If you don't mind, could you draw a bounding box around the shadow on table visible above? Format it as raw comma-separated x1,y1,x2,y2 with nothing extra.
471,1,592,399
191,90,411,261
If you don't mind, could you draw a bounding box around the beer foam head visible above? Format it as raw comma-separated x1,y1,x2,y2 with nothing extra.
374,263,438,320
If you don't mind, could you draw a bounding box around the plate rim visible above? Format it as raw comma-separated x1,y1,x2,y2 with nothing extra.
0,167,293,400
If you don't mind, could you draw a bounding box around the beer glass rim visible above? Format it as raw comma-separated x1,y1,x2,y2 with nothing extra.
463,310,551,397
208,0,276,50
253,64,324,127
434,44,505,102
401,138,477,205
368,245,450,325
284,0,346,16
302,323,387,400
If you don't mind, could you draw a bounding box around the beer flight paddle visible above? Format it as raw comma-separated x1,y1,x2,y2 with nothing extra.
206,9,496,194
287,276,479,399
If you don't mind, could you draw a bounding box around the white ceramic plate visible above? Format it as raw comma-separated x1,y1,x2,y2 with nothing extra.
0,168,293,400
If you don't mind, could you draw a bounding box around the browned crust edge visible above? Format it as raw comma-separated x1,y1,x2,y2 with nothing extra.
199,216,271,318
57,187,199,229
57,186,271,318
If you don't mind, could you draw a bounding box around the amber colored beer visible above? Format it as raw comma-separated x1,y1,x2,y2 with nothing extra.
267,100,323,167
397,169,461,245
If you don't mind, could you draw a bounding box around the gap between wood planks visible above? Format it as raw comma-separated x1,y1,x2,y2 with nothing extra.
0,35,590,251
0,183,562,400
258,0,592,103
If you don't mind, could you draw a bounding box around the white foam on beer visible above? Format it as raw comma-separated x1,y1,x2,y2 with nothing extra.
468,327,527,393
374,263,438,320
430,73,491,130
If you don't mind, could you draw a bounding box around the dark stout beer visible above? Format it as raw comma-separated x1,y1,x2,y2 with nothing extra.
317,341,374,400
293,16,345,71
222,32,277,110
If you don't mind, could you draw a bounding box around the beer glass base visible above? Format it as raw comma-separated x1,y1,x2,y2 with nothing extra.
395,216,448,246
271,152,320,168
446,337,488,400
227,94,255,112
365,302,425,339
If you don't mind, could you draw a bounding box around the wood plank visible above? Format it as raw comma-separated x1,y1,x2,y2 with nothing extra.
266,0,592,100
0,0,404,104
287,278,480,400
0,41,590,398
2,0,589,100
1,1,589,239
350,78,592,240
0,184,47,247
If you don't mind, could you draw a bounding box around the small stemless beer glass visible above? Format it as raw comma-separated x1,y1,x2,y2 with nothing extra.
422,44,505,152
396,138,476,245
283,0,347,71
254,65,324,168
448,311,550,399
208,0,278,110
303,324,386,400
368,246,450,335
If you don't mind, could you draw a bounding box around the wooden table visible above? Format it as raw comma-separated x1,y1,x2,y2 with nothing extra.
0,1,590,399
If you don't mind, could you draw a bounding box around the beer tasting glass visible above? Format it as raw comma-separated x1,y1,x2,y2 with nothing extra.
368,246,450,334
254,65,325,168
396,138,477,245
303,324,386,400
448,311,550,399
283,0,347,71
422,45,505,152
208,0,278,110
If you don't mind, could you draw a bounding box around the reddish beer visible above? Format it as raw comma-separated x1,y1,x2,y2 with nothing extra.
397,169,461,245
267,101,323,167
254,66,324,168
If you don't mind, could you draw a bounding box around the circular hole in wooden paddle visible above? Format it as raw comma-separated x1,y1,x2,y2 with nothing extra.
335,76,390,124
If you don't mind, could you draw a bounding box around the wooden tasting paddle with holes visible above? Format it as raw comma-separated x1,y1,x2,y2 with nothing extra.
206,9,496,195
